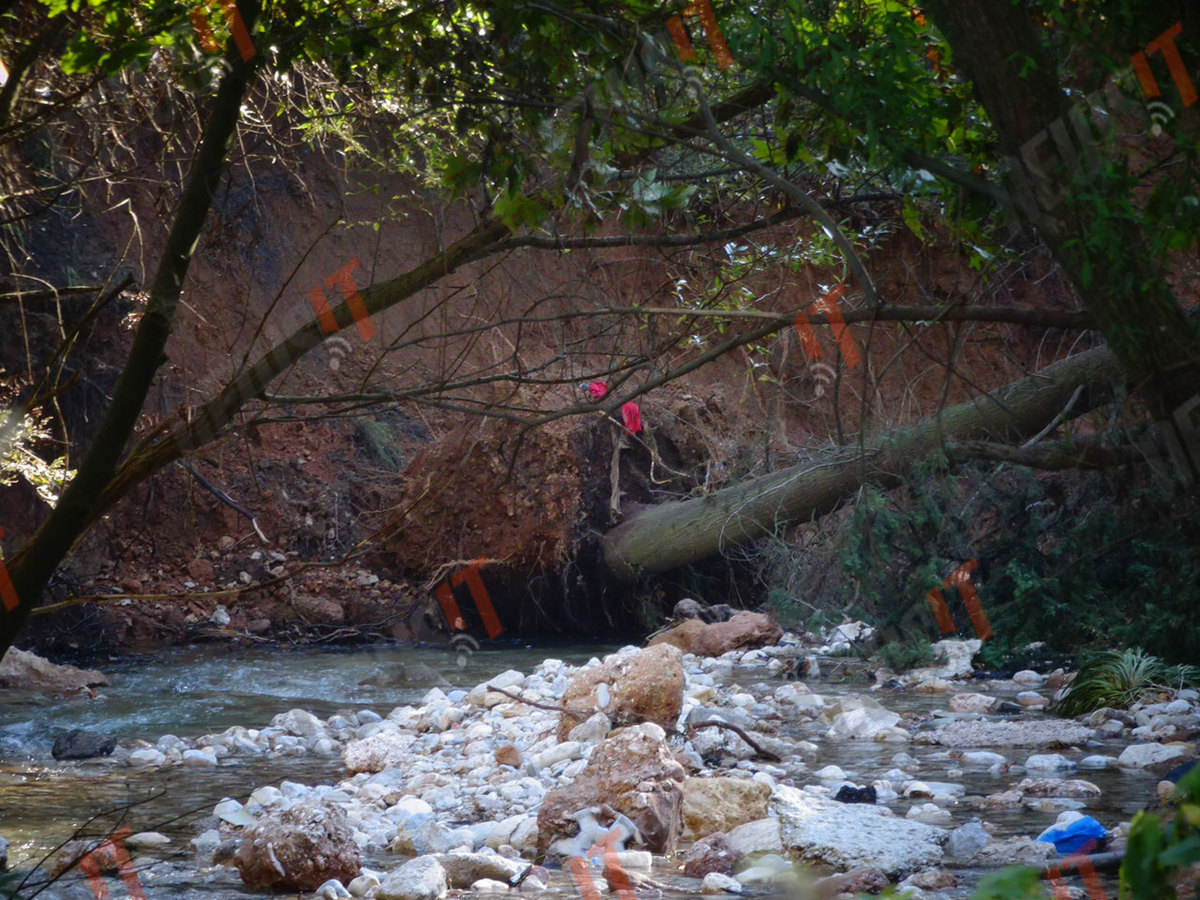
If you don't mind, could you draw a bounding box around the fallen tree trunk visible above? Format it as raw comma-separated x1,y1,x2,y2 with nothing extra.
602,345,1125,580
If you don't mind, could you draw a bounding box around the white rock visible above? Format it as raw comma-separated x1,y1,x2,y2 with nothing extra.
487,670,526,690
124,832,170,850
959,751,1007,767
906,804,952,826
814,765,845,780
1024,754,1076,772
567,712,611,744
727,818,783,855
1012,670,1044,686
1017,691,1049,708
946,820,991,858
771,784,945,876
1078,755,1118,769
378,856,449,900
182,748,218,766
213,797,254,827
701,872,742,894
349,873,382,897
948,693,997,713
317,879,353,899
191,829,221,855
1118,743,1188,769
532,741,581,769
471,879,511,893
128,748,166,767
826,699,901,741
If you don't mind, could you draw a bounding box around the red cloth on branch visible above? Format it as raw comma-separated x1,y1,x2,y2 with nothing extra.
621,401,643,435
587,380,643,434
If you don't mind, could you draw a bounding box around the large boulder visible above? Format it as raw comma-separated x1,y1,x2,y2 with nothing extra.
1118,742,1190,770
234,801,360,891
726,818,783,856
432,852,525,888
680,778,771,839
377,856,448,900
691,613,782,658
558,645,685,740
824,696,902,741
770,784,946,877
538,724,686,856
906,639,981,682
648,620,706,654
0,648,107,691
51,729,116,760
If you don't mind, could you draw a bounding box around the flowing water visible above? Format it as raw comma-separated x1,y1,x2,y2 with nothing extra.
0,642,1159,898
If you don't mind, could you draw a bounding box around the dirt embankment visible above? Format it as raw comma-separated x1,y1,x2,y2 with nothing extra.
2,136,1095,656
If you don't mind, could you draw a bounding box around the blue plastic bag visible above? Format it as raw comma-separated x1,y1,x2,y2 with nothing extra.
1036,815,1108,855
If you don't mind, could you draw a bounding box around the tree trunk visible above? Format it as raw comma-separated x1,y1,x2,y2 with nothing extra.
923,0,1200,466
602,345,1125,579
0,3,260,655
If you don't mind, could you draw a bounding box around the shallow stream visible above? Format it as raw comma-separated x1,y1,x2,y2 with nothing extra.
0,642,1161,898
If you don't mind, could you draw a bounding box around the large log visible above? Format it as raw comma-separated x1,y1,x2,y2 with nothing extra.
602,346,1125,580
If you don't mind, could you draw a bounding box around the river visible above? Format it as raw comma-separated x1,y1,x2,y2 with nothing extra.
0,640,1163,898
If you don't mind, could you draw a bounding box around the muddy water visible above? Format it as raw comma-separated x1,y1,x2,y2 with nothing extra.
0,645,1157,898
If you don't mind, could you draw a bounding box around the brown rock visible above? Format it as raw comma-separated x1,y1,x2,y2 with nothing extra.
558,645,685,740
186,557,215,582
682,832,743,878
648,620,706,654
292,595,345,625
905,868,958,889
815,866,889,897
495,743,522,768
1011,778,1101,798
691,612,783,658
0,648,107,691
234,801,360,891
538,724,686,856
681,777,771,839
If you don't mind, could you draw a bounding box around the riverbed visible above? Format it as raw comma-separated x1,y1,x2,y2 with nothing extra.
0,638,1175,898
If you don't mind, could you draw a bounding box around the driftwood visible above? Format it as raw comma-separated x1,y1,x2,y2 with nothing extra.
688,719,782,762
